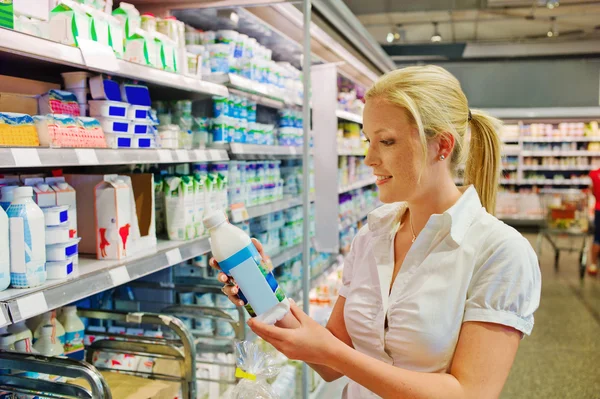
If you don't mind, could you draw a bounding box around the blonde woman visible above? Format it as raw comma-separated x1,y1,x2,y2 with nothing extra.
212,65,542,398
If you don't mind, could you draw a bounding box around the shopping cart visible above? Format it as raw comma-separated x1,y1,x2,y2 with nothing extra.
536,189,590,280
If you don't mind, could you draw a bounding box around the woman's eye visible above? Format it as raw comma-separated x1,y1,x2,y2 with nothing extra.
380,140,394,146
363,138,370,144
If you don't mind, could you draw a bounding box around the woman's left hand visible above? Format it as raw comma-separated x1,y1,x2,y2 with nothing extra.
247,300,337,365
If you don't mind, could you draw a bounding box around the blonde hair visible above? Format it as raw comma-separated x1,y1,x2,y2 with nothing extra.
365,65,502,214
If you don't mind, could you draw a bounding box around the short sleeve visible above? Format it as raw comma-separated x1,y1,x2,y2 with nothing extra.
338,237,358,298
463,235,542,336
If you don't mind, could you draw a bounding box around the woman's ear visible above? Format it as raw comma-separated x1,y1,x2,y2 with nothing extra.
439,134,456,158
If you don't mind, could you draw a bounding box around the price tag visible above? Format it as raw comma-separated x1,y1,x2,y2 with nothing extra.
194,150,207,162
75,149,99,165
158,150,173,163
230,203,249,223
0,308,6,327
109,266,130,287
12,148,41,167
166,248,183,266
17,292,48,320
78,38,119,73
209,149,221,160
175,150,190,162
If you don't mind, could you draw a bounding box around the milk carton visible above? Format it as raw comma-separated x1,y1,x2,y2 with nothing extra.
95,175,133,259
193,173,206,238
0,206,8,292
7,187,46,288
82,4,110,48
49,1,91,47
164,176,194,241
23,178,56,208
107,14,125,58
112,2,140,39
46,177,78,239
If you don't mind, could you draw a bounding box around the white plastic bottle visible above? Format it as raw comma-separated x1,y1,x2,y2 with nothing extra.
7,321,32,346
14,338,44,381
33,325,64,356
0,185,16,211
0,206,9,291
203,210,299,327
34,311,65,345
0,332,16,350
58,306,85,360
7,186,46,288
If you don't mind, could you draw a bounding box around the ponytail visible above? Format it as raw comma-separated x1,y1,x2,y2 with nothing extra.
464,109,502,215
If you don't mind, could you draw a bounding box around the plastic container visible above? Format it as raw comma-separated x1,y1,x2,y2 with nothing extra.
132,121,154,134
45,226,71,245
104,132,135,148
0,186,17,211
0,206,9,291
41,205,69,227
127,105,151,121
135,135,154,149
202,210,292,325
34,311,65,345
141,13,156,33
7,186,46,288
97,117,131,134
58,306,85,360
89,76,122,101
7,321,32,347
121,83,151,106
33,324,65,356
47,258,74,279
68,87,88,105
46,238,79,262
0,332,16,350
61,72,91,89
89,100,129,119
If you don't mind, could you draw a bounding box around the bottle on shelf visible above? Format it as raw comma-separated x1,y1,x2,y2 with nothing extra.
33,311,65,345
0,332,17,350
6,186,46,288
7,320,32,346
33,325,65,356
58,306,85,360
0,205,9,292
203,210,300,329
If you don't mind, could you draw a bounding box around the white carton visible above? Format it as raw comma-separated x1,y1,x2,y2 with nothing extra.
94,175,135,260
45,177,78,239
106,14,124,58
111,2,140,39
23,178,56,208
124,30,149,65
164,176,195,241
82,5,109,48
49,1,91,47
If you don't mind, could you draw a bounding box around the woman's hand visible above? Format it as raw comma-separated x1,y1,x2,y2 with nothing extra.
209,238,271,307
247,300,338,365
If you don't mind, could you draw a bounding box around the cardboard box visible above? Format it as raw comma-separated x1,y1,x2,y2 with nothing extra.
0,75,60,96
23,178,57,208
125,173,156,252
0,93,38,115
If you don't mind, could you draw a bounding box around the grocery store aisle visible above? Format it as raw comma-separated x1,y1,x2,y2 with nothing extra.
317,233,600,399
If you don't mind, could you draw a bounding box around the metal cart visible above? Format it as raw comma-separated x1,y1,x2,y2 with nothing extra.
536,189,591,280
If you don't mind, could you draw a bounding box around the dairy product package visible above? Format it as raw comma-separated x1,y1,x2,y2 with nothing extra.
164,175,195,241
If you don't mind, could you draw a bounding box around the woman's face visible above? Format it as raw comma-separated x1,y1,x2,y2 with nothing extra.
363,98,441,204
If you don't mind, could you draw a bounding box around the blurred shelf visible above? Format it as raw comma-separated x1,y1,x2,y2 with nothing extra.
0,148,229,169
0,237,211,324
502,149,522,156
338,148,366,156
503,165,519,171
272,244,303,268
231,195,315,223
0,28,228,98
521,151,600,157
520,178,591,185
501,137,520,143
484,107,600,120
522,137,600,143
210,143,303,159
205,73,299,108
522,165,595,171
289,258,339,301
500,179,519,184
338,177,377,194
335,110,363,124
340,207,374,230
500,218,544,227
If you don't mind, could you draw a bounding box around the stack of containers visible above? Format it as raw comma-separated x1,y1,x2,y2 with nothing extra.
278,108,303,147
155,100,209,149
232,161,283,207
88,76,159,149
211,95,263,145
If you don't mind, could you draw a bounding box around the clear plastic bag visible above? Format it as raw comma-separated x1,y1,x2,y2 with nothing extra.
230,341,282,399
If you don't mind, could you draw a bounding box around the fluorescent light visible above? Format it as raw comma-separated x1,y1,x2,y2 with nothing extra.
386,32,394,43
431,22,442,43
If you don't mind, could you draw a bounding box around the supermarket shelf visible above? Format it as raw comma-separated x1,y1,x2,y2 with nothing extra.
522,137,600,143
503,165,519,171
289,258,339,302
502,149,521,156
0,237,211,324
210,143,303,159
0,29,228,98
522,165,595,171
501,137,520,143
484,107,600,120
338,177,377,194
272,244,303,268
338,148,366,156
335,110,363,124
0,148,229,169
500,179,519,184
340,208,372,230
500,217,544,227
521,151,600,157
520,178,591,185
205,73,296,107
241,195,315,222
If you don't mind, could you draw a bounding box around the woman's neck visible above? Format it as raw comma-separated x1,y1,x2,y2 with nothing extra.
406,177,463,236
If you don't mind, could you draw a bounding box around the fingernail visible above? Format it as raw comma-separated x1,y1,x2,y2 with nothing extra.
239,300,244,306
232,287,238,294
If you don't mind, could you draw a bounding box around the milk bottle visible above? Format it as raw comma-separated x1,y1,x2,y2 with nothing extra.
7,187,46,288
34,311,65,345
0,206,9,291
33,325,65,356
7,321,32,346
58,306,85,360
203,210,299,327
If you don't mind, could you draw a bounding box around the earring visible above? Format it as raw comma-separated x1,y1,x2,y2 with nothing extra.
439,155,446,161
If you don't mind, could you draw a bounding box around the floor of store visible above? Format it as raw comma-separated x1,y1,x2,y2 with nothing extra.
317,233,600,399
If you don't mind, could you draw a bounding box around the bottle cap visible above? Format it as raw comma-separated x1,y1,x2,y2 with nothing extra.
203,210,227,230
0,333,16,347
13,186,33,199
0,185,16,199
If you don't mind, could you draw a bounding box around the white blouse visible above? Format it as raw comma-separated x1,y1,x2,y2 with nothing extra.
339,186,541,399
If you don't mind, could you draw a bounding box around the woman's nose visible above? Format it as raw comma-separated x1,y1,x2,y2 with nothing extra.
364,147,378,167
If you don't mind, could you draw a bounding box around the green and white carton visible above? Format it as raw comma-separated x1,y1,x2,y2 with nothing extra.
82,5,109,48
107,14,124,58
124,29,149,65
49,0,91,47
164,176,195,241
0,0,14,29
112,2,140,39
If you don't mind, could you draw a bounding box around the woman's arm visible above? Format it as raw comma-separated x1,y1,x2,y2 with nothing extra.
249,304,521,399
305,296,354,382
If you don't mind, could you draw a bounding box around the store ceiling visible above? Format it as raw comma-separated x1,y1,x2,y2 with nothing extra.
342,0,600,62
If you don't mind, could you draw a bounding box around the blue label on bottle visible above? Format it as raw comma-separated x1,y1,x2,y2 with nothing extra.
64,329,84,360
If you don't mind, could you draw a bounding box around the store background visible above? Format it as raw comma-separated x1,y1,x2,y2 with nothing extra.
0,0,598,398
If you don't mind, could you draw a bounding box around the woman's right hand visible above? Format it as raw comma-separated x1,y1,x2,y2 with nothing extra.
209,238,270,307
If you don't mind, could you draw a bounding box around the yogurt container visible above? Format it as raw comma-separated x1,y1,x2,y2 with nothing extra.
89,100,129,119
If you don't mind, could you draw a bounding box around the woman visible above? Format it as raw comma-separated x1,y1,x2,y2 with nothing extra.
211,65,542,398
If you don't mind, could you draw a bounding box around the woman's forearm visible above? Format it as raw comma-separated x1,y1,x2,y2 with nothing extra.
328,339,464,399
307,362,344,382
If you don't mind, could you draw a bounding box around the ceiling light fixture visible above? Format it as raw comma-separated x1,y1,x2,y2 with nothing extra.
431,22,442,43
386,32,394,43
546,0,559,10
547,16,559,37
